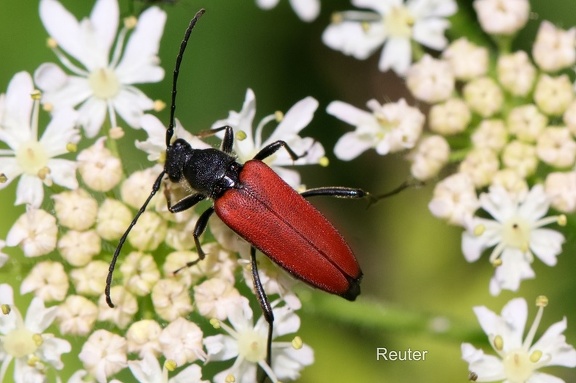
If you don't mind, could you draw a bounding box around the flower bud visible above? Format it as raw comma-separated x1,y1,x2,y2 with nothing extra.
77,137,122,192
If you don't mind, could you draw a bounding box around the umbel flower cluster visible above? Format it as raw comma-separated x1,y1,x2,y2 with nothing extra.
0,0,575,382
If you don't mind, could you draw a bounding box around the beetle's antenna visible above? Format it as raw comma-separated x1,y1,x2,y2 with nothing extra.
367,179,425,207
106,171,166,307
167,8,206,147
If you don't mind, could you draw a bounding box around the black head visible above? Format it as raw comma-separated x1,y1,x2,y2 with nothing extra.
165,138,192,183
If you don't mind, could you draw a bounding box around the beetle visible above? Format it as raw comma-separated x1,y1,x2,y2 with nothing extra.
105,8,411,381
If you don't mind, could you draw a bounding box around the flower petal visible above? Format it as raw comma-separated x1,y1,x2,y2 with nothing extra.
113,87,154,128
24,297,58,332
15,175,44,207
48,159,78,190
34,68,92,109
77,97,107,138
40,109,79,157
2,72,34,137
531,317,576,368
268,97,318,140
0,157,23,190
115,6,166,84
461,343,506,381
290,0,320,22
379,37,412,74
90,0,119,57
334,131,373,160
530,228,564,266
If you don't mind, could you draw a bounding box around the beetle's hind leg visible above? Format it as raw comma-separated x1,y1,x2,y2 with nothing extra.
250,246,275,383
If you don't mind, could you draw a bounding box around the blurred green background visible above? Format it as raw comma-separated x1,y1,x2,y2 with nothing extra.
1,0,576,382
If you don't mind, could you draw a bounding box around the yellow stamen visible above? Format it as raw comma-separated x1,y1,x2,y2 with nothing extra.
225,374,236,383
493,335,504,351
47,37,57,49
274,111,284,122
66,143,78,153
536,295,548,308
292,336,303,350
529,350,543,363
164,359,177,372
1,304,10,315
319,156,329,167
473,224,485,236
154,99,166,112
0,173,7,184
33,333,43,347
210,318,221,329
31,90,42,100
109,127,125,140
236,130,247,141
124,16,137,29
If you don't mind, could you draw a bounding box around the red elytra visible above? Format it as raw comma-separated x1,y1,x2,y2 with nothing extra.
216,160,362,300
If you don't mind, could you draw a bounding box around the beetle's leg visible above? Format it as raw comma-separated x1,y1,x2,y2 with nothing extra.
196,125,234,154
172,206,214,274
165,191,206,213
301,180,424,206
300,186,368,199
253,140,308,162
250,246,274,382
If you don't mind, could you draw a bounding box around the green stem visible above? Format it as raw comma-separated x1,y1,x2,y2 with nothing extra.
300,293,484,343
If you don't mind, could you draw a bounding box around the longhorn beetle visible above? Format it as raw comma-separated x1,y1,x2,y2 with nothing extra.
106,8,412,381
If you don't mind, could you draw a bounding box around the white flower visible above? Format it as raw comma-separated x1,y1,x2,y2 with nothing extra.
533,74,574,117
406,55,455,103
408,135,449,181
329,98,424,160
6,206,58,257
204,297,313,383
497,51,537,97
128,352,208,383
458,148,500,188
34,0,166,137
52,188,99,231
322,0,457,74
20,261,69,302
0,71,79,207
70,260,109,296
462,185,566,295
126,319,163,358
78,329,127,383
77,137,123,192
256,0,320,22
532,21,576,72
473,0,530,36
463,77,504,118
0,283,71,383
194,278,242,320
119,251,161,296
159,317,205,366
545,171,576,213
428,172,479,226
211,89,324,188
442,38,488,81
98,285,138,329
151,279,193,322
56,295,98,336
462,297,576,383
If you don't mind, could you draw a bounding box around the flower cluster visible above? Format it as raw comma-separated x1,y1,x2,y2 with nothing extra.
0,0,319,382
322,0,576,381
2,0,576,382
